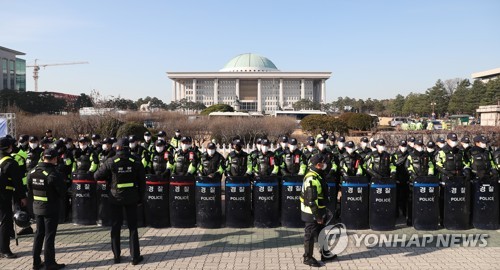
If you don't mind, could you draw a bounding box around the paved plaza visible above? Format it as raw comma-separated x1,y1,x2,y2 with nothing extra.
1,219,499,270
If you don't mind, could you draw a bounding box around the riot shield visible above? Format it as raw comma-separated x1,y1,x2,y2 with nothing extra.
169,175,196,228
341,176,369,229
281,175,304,228
225,175,252,228
253,176,280,228
195,176,222,228
369,177,397,231
412,176,440,230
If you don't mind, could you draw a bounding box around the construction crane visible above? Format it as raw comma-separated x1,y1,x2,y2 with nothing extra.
26,59,89,92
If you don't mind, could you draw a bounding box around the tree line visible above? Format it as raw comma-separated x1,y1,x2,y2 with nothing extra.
294,77,499,117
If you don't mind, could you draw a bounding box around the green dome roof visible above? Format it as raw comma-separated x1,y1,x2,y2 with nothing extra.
220,53,279,72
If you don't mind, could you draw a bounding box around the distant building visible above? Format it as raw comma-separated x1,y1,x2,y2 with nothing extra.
477,105,500,126
471,67,500,83
167,53,332,114
0,46,26,91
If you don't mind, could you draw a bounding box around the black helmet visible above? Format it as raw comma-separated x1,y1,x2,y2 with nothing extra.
91,134,101,140
13,210,31,228
157,131,167,137
19,134,29,143
128,135,139,142
427,141,436,148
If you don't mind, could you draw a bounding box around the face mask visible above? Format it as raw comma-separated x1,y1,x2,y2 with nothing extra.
448,141,458,148
377,146,386,152
102,144,109,151
361,142,367,149
462,143,469,149
175,133,181,137
427,148,435,153
289,145,297,152
261,146,269,153
29,143,38,149
92,141,99,146
408,142,415,148
400,147,407,153
479,143,487,149
256,144,261,151
371,147,377,151
181,144,189,151
307,146,314,152
21,141,28,146
437,143,445,148
154,146,163,152
144,136,151,141
129,142,137,148
207,149,216,156
66,143,72,149
338,142,345,149
280,143,288,149
346,148,354,154
318,143,326,151
321,163,328,171
415,147,423,152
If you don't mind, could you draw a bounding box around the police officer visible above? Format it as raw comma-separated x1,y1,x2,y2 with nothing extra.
336,136,346,156
141,131,154,152
252,139,279,177
280,138,307,176
435,133,471,181
315,129,328,141
248,138,262,173
168,137,199,176
406,140,435,225
26,136,43,171
0,136,28,259
436,137,446,151
426,141,438,161
393,140,410,218
28,148,66,270
435,133,471,225
303,139,318,166
274,136,289,174
91,134,102,155
44,130,55,143
356,137,372,161
18,134,29,152
339,141,364,178
407,136,416,154
460,136,472,161
300,154,337,267
99,138,116,164
469,135,498,180
225,139,252,177
73,137,99,174
94,138,145,265
63,138,76,158
365,139,397,180
150,139,173,179
197,143,225,179
128,135,151,172
316,137,337,179
170,130,181,149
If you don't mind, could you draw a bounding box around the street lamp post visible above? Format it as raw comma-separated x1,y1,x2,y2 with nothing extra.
430,102,436,119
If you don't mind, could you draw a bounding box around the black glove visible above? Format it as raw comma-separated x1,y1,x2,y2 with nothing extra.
224,171,230,177
491,169,499,179
390,172,397,181
463,169,472,181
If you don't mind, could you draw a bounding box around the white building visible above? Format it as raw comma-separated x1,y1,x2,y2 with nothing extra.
471,67,500,83
167,53,331,114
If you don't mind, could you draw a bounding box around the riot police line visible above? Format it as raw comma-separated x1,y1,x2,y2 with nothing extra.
7,129,500,232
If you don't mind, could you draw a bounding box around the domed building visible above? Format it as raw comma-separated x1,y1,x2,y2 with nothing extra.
167,53,331,114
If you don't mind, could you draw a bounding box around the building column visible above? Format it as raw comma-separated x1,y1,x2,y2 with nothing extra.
175,81,180,100
279,79,284,109
180,81,185,99
321,79,326,104
257,79,262,113
192,79,197,102
172,80,177,101
214,79,219,105
300,79,305,99
235,79,240,100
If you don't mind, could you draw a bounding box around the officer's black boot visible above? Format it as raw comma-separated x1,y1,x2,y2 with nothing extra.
303,242,321,267
320,249,338,262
